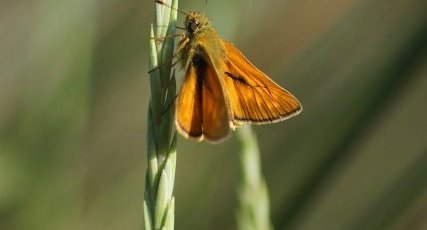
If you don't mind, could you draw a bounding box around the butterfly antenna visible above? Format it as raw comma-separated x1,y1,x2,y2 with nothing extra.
155,0,188,16
204,0,208,14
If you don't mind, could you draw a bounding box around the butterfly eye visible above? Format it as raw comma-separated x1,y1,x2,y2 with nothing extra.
189,21,199,33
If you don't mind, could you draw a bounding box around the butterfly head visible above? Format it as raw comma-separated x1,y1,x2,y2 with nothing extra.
185,12,210,35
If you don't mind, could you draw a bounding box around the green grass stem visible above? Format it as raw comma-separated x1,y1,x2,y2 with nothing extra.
144,0,178,229
236,126,274,230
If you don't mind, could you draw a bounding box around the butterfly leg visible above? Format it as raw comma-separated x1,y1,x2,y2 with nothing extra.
150,33,184,42
148,55,179,73
152,24,186,31
148,35,189,73
161,92,180,117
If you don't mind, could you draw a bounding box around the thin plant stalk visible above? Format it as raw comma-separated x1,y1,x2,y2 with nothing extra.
144,0,178,229
236,126,274,230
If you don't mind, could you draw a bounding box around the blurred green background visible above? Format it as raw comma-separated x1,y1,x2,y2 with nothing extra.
1,0,426,229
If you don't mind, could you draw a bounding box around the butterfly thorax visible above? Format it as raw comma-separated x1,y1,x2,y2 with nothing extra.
179,12,224,72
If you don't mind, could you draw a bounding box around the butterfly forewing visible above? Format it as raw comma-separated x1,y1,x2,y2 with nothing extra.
221,41,302,126
175,65,203,140
176,52,230,142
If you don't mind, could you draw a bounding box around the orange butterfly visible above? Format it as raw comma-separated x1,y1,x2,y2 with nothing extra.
158,2,302,143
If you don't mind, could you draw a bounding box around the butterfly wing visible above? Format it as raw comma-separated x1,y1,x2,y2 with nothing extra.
175,53,230,142
199,55,230,142
175,65,203,140
221,40,302,126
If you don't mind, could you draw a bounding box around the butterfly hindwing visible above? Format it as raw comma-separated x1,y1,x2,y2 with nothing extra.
198,54,230,142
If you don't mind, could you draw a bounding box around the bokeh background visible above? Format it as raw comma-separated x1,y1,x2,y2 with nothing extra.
1,0,426,229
